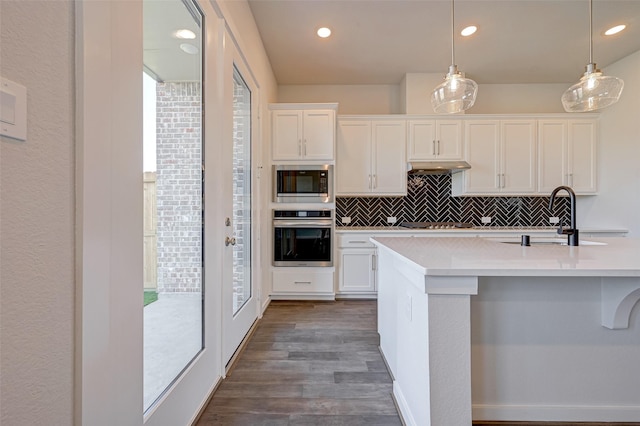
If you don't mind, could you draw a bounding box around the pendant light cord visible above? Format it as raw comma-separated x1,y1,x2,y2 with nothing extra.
588,0,593,64
451,0,455,65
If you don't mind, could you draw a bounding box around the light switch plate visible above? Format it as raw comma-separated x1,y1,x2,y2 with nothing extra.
341,217,351,224
1,77,27,141
481,216,492,224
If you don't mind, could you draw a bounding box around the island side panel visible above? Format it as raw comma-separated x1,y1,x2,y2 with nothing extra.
427,293,473,425
377,249,398,378
376,244,475,426
470,276,640,422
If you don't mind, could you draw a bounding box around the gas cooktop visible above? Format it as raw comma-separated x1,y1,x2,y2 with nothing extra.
399,221,474,230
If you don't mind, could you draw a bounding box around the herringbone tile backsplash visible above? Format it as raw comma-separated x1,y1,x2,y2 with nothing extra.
336,174,570,227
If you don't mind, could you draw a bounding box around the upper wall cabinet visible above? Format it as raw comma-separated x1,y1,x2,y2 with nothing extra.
270,103,338,162
538,119,597,194
452,119,537,196
407,119,463,161
337,118,407,196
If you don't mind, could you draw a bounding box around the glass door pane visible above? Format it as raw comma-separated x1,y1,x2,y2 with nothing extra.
232,67,251,316
142,0,203,412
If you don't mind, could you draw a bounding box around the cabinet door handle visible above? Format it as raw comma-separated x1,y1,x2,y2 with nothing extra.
569,173,574,187
432,140,436,156
294,281,312,285
501,174,506,188
373,174,377,188
349,241,368,244
372,254,377,271
304,139,307,156
437,139,441,156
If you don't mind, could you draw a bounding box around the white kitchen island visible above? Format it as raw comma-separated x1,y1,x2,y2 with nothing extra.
371,236,640,426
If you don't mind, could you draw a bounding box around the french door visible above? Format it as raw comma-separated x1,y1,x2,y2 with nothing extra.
221,31,260,365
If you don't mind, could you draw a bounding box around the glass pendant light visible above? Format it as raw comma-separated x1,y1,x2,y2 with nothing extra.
431,0,478,114
561,0,624,112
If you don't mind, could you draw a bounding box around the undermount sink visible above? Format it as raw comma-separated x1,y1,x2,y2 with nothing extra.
499,239,607,246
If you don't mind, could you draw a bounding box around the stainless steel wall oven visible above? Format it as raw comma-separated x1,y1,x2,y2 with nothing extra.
273,165,333,203
273,209,333,267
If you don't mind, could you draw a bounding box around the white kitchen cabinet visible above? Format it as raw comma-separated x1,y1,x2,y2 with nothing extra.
339,249,376,293
271,104,337,161
407,119,463,161
337,234,377,295
453,119,536,195
271,268,335,300
538,118,597,194
336,118,407,196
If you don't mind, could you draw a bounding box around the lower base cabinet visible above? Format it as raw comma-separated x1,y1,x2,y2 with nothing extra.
336,233,383,297
338,248,376,294
271,268,335,300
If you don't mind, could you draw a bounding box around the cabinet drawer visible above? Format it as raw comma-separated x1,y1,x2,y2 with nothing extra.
272,269,334,293
337,234,376,248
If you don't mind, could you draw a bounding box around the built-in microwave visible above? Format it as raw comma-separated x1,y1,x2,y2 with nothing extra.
273,165,333,203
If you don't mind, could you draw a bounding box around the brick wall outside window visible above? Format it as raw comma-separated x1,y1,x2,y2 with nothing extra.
156,82,202,293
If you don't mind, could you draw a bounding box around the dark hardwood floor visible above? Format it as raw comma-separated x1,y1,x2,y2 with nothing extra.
473,423,640,426
196,300,402,425
196,300,640,426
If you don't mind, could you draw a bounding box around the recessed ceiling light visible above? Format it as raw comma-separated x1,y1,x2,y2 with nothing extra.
461,26,477,37
317,27,332,38
179,43,198,55
174,29,196,40
604,24,626,36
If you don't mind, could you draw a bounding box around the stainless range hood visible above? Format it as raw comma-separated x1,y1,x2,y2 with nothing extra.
408,161,471,175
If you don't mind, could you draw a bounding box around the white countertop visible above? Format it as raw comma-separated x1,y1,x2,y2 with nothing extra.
370,236,640,277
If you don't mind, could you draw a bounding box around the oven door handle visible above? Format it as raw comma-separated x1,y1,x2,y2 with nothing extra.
273,220,333,228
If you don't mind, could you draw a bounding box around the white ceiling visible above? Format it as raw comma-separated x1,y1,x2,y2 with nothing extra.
144,0,202,82
247,0,640,85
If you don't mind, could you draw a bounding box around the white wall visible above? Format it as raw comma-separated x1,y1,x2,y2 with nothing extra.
278,74,568,115
403,75,569,114
469,83,567,114
278,84,401,114
0,1,75,425
401,72,447,114
579,49,640,236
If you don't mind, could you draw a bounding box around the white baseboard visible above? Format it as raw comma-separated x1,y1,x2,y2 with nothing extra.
393,382,417,426
473,403,640,422
260,296,271,316
269,293,335,301
335,293,377,299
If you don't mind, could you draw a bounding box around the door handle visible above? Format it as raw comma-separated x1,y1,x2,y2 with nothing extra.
437,140,441,156
303,139,307,156
225,236,236,246
432,140,436,156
